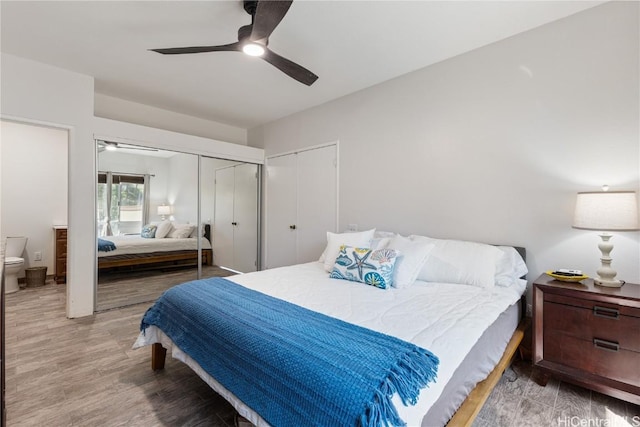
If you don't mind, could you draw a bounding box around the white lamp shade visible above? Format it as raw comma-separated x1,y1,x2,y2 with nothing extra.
157,205,172,216
573,191,639,231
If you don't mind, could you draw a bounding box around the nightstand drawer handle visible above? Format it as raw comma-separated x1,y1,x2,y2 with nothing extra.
593,338,619,352
593,306,619,319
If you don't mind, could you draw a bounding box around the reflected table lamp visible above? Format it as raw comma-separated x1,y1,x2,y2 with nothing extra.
158,205,171,221
572,189,639,287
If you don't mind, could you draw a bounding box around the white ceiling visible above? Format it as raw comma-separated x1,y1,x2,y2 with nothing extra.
1,1,603,129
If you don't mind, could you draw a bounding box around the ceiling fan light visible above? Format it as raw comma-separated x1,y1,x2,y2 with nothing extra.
242,42,265,57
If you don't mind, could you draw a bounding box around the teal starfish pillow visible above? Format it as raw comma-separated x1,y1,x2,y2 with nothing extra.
329,245,400,289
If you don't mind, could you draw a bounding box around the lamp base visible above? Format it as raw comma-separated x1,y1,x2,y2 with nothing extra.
594,277,625,288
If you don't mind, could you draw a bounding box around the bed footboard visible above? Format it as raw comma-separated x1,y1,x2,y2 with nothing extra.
151,343,167,370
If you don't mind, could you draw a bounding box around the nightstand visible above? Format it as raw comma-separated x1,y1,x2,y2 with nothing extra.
533,273,640,405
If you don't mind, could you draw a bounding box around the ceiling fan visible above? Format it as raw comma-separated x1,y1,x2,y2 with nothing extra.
150,0,318,86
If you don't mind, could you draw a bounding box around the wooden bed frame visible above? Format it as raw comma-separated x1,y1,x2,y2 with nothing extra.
148,246,528,427
98,224,213,273
149,319,526,427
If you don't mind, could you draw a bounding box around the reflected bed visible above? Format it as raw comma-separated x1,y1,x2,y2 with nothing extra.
98,224,213,273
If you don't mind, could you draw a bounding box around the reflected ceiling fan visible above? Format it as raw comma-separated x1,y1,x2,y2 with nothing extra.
97,141,159,153
150,0,318,86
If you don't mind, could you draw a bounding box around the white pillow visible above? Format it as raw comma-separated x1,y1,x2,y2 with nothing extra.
169,224,196,239
386,234,434,288
322,229,376,272
155,220,173,239
374,230,397,238
370,237,391,250
412,235,503,289
495,246,528,287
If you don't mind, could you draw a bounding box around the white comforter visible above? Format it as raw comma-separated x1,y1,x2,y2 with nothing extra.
135,261,526,426
98,235,211,257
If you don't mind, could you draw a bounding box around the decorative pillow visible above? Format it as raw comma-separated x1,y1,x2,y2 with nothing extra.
386,234,434,288
169,224,196,239
329,245,400,289
411,235,503,289
321,229,376,272
155,220,173,239
140,224,157,238
495,246,528,287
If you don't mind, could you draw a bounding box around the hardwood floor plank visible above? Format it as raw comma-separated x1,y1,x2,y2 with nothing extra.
4,279,635,427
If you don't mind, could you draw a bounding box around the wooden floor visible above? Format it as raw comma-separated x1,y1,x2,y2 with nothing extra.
4,281,639,426
5,282,237,426
97,265,234,311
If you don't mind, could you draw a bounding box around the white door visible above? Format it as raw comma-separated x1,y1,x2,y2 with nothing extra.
296,145,337,263
213,167,235,270
266,154,298,268
232,163,258,273
266,144,338,269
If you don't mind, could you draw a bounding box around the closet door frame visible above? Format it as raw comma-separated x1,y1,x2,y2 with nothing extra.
264,141,339,269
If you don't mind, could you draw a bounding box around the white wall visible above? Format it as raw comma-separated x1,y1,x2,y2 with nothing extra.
95,94,247,145
1,53,96,318
1,120,68,277
249,3,640,290
1,54,264,317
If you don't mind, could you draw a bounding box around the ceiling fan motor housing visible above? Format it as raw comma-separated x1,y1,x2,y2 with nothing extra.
243,1,258,16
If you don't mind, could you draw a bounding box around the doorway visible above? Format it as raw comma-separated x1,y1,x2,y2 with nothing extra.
0,119,69,292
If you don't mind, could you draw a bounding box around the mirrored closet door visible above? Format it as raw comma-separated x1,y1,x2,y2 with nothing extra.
201,158,259,276
95,142,261,311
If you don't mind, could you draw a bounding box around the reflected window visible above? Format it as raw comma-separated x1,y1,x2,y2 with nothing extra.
98,173,148,236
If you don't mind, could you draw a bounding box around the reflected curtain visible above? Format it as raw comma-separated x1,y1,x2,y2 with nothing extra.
103,171,113,236
143,174,151,225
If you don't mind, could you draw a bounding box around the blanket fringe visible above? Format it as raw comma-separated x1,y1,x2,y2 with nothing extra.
361,349,439,427
361,388,404,427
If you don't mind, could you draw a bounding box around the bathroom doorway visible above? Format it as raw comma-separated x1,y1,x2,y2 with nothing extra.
0,119,69,290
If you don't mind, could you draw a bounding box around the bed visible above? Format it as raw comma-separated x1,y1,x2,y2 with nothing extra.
134,231,528,426
98,223,213,273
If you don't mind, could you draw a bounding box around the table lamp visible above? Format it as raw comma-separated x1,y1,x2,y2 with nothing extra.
572,188,639,287
157,205,171,221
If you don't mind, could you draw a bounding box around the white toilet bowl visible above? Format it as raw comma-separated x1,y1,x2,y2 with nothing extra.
4,236,28,294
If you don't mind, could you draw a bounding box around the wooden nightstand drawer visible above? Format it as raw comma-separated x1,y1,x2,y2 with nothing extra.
533,274,640,405
543,301,640,352
545,292,640,318
544,331,640,387
56,239,67,257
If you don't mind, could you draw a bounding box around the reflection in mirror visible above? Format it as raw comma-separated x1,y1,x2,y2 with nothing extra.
96,142,201,311
95,142,260,311
201,157,260,277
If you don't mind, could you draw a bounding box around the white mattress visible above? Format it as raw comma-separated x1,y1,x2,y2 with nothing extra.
98,235,211,257
135,261,526,426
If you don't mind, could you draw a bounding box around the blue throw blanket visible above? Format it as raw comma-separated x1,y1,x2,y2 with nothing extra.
97,238,116,252
141,278,439,427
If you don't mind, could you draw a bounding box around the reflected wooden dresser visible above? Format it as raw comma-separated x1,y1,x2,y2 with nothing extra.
533,274,640,405
53,226,67,284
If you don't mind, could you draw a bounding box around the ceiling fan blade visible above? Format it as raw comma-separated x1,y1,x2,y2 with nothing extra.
250,0,293,41
150,42,241,55
262,48,318,86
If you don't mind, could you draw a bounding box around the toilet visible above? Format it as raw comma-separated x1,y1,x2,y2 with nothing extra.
4,237,28,294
